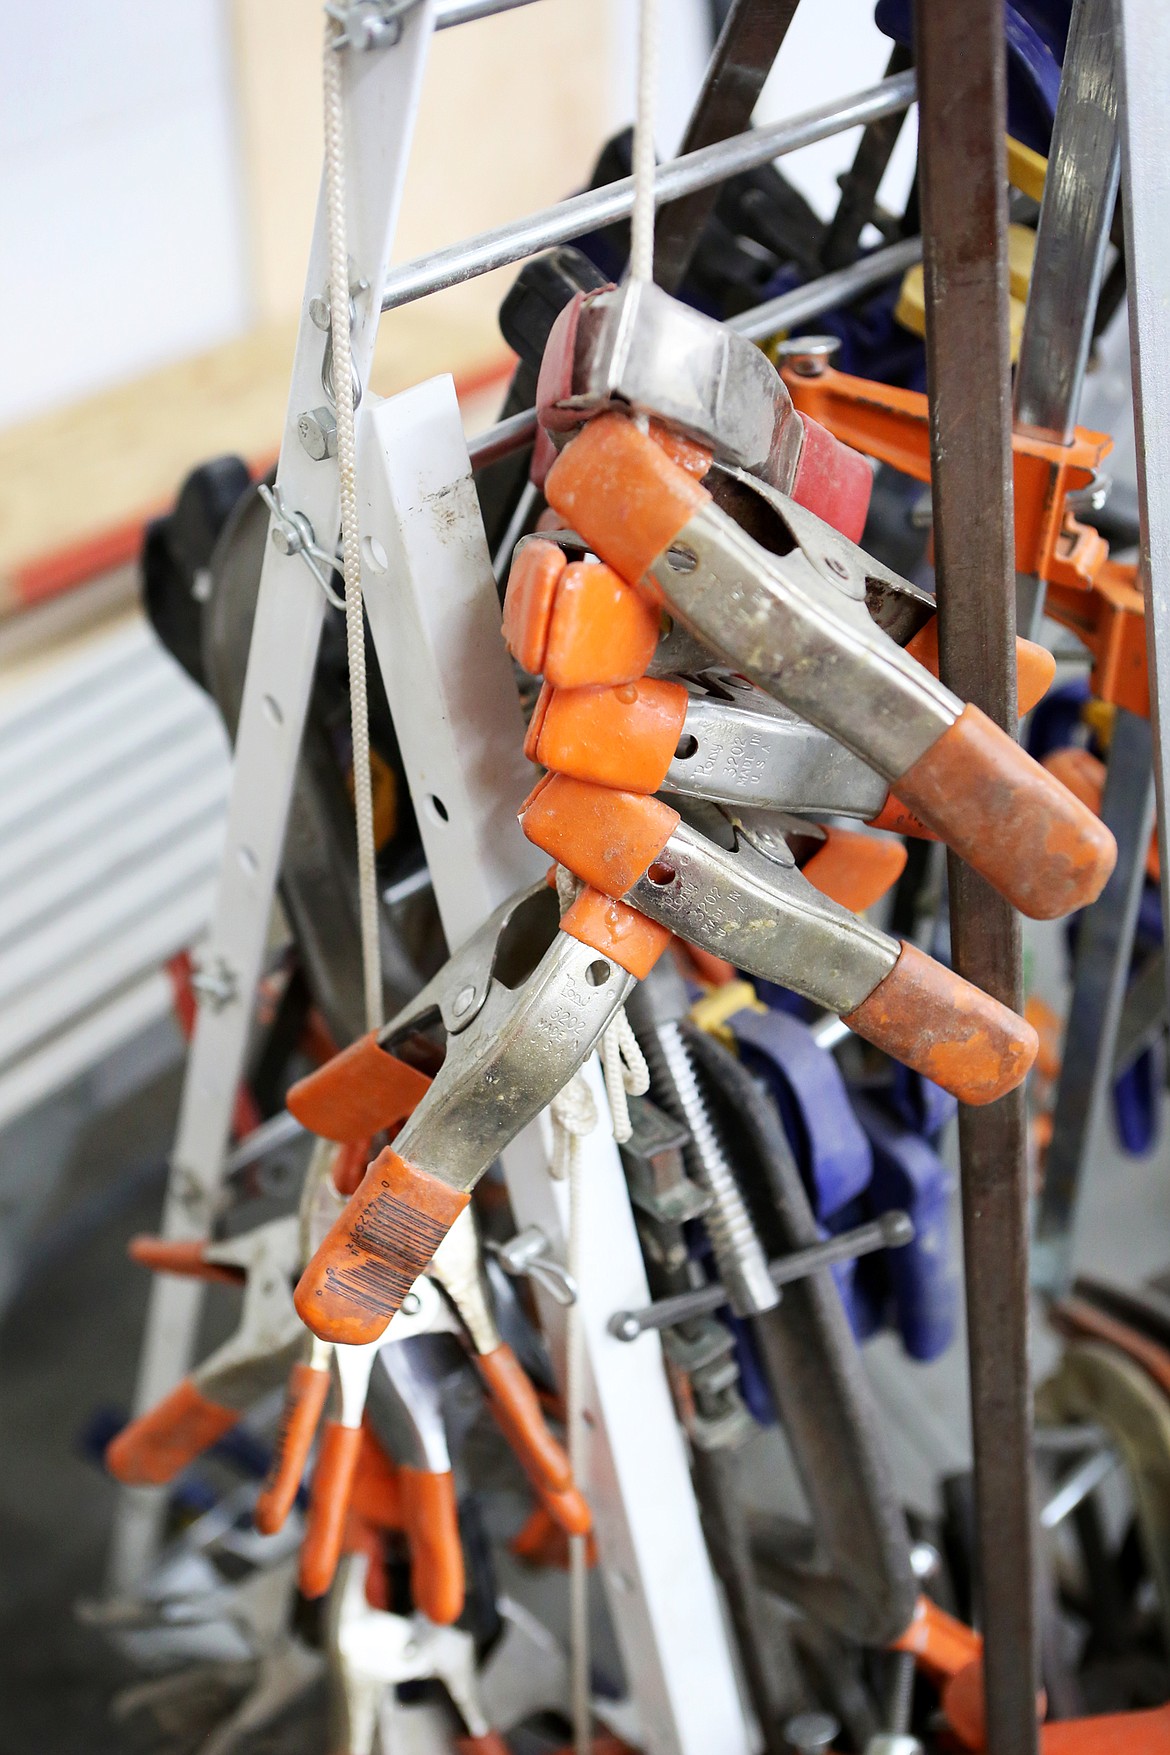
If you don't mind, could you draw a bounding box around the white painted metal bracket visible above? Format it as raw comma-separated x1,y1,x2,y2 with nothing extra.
357,375,752,1755
109,3,439,1591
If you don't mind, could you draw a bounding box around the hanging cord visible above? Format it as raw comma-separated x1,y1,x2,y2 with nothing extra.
323,21,383,1033
628,0,661,288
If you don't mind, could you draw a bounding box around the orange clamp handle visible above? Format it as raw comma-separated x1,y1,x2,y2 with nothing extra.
559,885,671,978
905,617,1056,718
536,1476,593,1539
544,413,708,601
299,1419,364,1599
893,705,1117,920
105,1378,239,1485
532,678,689,794
503,543,659,689
502,538,567,674
127,1236,244,1287
801,828,907,914
476,1343,572,1493
843,940,1038,1105
254,1358,332,1535
399,1465,466,1625
287,1030,433,1144
892,1594,983,1683
519,772,679,898
295,1146,470,1346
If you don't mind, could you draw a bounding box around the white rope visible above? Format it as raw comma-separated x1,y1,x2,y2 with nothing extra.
566,1130,590,1755
628,0,661,287
600,1008,650,1144
323,22,383,1034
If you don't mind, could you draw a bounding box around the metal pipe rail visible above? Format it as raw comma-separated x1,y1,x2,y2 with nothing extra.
381,69,918,311
465,234,924,470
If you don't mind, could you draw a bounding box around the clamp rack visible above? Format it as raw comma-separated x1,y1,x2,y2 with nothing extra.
109,3,1170,1752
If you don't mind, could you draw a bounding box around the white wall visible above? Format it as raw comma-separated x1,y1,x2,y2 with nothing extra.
1,1,250,427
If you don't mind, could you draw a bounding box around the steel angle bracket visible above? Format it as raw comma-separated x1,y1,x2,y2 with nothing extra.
109,2,439,1594
354,374,753,1755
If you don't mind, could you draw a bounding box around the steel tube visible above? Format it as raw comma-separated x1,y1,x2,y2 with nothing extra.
436,0,545,24
381,71,918,311
913,3,1039,1750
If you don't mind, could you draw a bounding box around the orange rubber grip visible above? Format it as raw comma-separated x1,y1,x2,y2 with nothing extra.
842,940,1038,1105
892,1594,983,1682
534,678,689,794
349,1424,404,1529
454,1737,512,1755
399,1466,466,1625
332,1136,373,1198
893,705,1117,920
537,1477,593,1538
295,1147,469,1346
105,1379,239,1485
519,772,679,898
545,413,709,597
254,1359,331,1535
477,1343,572,1493
286,1030,433,1143
801,828,907,914
299,1420,363,1599
127,1236,243,1287
502,538,567,674
544,560,661,688
905,616,1056,717
559,887,671,978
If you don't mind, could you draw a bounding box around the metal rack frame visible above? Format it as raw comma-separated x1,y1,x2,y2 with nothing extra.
109,1,1170,1749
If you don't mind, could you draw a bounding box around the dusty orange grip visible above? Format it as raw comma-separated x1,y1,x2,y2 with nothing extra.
535,678,689,794
559,888,670,978
127,1236,243,1287
1044,747,1160,884
843,940,1038,1105
299,1420,363,1598
1042,1705,1170,1754
286,1031,432,1143
894,705,1117,919
399,1466,465,1625
454,1737,512,1755
905,617,1056,718
254,1360,331,1535
332,1137,373,1199
502,539,566,674
349,1424,403,1529
801,828,907,913
545,413,709,597
867,793,935,839
477,1343,572,1492
544,561,661,688
519,772,679,898
105,1379,239,1485
524,680,554,765
295,1147,469,1345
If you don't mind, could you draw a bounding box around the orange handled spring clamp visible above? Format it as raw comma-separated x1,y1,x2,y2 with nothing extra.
290,880,650,1349
106,1215,305,1488
542,413,1115,924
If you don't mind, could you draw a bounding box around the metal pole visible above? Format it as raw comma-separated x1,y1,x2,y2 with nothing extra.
380,71,917,310
652,0,802,293
913,4,1039,1752
1114,0,1170,1021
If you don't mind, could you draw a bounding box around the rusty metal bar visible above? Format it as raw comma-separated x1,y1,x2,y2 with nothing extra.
912,4,1039,1752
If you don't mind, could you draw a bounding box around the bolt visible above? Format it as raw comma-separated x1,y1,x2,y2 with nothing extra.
784,1710,841,1754
308,295,331,331
400,1290,421,1316
776,334,841,378
609,1312,642,1342
298,406,338,462
910,1540,942,1582
190,958,238,1012
452,984,477,1019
